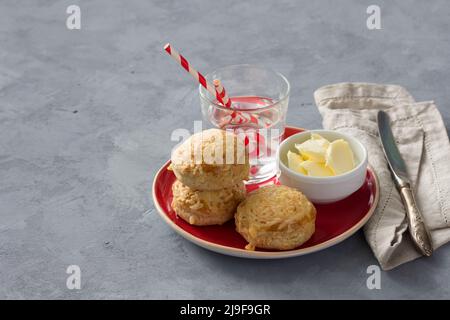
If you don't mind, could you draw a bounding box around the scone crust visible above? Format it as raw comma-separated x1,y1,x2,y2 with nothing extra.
172,180,246,226
171,129,249,190
235,185,316,250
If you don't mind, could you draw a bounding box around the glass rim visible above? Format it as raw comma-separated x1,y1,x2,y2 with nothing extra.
198,64,290,112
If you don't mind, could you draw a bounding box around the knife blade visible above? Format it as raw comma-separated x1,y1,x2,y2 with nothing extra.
377,110,433,257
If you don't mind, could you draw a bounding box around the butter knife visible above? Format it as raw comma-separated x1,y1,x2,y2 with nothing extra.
377,111,433,256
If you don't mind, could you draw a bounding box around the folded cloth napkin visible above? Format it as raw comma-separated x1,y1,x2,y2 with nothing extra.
314,82,450,270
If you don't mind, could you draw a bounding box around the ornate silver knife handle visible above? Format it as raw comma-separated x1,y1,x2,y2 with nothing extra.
399,186,433,256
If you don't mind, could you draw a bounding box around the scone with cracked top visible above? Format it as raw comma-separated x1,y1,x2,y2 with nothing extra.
235,185,316,250
171,128,249,191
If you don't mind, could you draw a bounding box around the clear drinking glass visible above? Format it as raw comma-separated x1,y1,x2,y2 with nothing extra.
199,64,290,184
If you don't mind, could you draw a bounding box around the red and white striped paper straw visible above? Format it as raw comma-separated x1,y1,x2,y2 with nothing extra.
164,43,225,105
163,43,271,129
213,79,232,108
214,79,260,125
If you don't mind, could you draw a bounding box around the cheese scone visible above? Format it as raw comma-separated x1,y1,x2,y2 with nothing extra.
172,180,246,226
235,185,316,250
171,129,249,191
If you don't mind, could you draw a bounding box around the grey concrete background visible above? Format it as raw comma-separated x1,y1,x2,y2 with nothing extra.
1,0,449,299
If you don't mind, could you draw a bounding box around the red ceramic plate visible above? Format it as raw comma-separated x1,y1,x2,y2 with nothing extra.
152,126,379,258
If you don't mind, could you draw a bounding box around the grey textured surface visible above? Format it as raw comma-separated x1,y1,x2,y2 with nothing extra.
1,0,450,299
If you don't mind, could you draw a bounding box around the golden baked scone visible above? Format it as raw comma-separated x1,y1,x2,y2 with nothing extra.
235,185,316,250
171,129,249,190
172,180,246,226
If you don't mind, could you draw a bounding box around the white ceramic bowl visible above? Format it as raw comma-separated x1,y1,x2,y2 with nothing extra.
278,130,368,204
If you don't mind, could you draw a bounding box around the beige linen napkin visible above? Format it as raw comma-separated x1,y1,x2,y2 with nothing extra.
314,82,450,270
